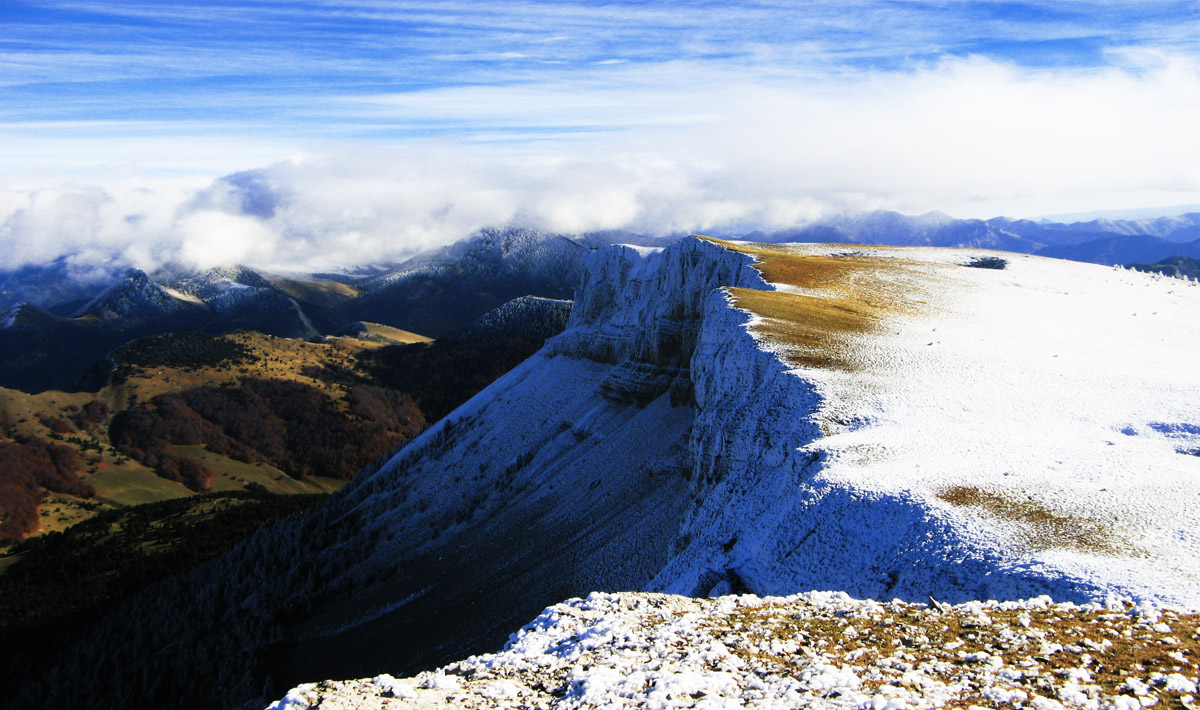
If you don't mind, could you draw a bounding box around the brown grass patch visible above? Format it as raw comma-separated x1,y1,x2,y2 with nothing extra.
699,237,938,371
265,274,359,303
729,288,874,370
939,485,1121,554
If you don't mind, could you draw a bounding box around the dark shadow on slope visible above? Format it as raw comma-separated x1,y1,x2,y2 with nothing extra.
265,392,696,690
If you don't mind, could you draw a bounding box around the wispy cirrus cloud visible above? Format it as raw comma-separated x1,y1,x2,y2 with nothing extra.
1,1,1199,270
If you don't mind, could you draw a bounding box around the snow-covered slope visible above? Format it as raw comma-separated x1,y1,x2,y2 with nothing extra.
657,239,1200,606
73,268,209,322
441,295,572,344
26,235,1199,709
267,235,1199,685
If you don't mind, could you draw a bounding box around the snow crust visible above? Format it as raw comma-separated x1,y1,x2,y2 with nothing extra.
267,590,1200,710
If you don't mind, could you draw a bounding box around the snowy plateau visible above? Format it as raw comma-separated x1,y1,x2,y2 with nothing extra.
267,236,1200,709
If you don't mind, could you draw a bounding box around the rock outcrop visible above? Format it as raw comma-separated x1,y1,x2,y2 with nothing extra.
268,590,1200,710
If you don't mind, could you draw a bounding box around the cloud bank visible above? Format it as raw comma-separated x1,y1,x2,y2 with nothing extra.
3,53,1200,272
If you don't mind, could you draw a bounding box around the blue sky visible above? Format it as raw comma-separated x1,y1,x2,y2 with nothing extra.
2,1,1200,269
4,1,1196,141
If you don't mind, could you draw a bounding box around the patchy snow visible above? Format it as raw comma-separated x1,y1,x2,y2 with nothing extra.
266,591,1200,710
264,237,1200,706
73,268,211,321
0,301,23,329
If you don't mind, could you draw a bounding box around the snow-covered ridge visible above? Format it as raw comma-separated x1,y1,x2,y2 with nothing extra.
73,268,210,321
545,239,770,407
256,236,1198,706
694,240,1200,606
359,227,585,293
325,235,1200,629
269,590,1200,710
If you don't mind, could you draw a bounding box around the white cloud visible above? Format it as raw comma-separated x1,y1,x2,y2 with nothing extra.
2,54,1199,271
178,211,281,270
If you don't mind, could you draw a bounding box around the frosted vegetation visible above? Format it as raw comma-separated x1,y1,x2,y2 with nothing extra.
269,591,1200,710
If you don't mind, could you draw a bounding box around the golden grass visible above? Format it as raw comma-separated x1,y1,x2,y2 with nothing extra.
728,288,875,370
709,600,1200,706
264,274,359,303
699,237,938,371
938,485,1121,554
89,464,191,506
170,445,345,496
33,495,110,536
364,324,432,344
1,330,369,544
331,322,432,345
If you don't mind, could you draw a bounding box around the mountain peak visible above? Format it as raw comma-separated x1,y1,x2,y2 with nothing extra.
442,295,573,344
73,268,207,321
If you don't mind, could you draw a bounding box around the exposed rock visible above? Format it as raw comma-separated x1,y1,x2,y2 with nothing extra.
268,591,1200,710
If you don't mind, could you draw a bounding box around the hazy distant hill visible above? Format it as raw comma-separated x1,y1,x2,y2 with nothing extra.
761,210,1200,265
0,228,595,392
1040,234,1200,264
0,257,118,317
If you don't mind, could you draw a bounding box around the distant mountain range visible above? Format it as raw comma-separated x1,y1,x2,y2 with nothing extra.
3,212,1198,393
0,228,611,392
755,210,1200,260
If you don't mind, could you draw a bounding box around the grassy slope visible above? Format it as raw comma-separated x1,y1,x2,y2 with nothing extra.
0,330,404,546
